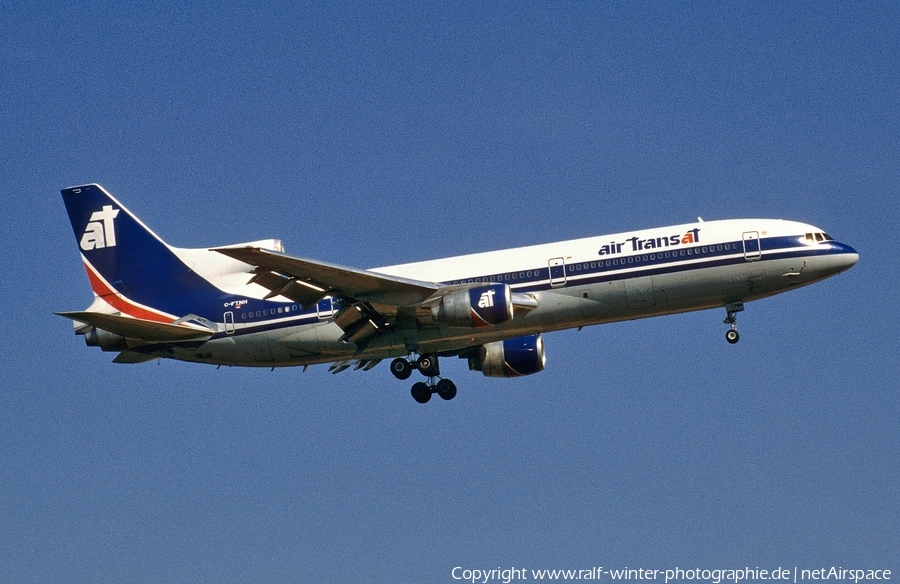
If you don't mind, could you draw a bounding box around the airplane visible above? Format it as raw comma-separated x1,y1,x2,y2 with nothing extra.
57,184,858,403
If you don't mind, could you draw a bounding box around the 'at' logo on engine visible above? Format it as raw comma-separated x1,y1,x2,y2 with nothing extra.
478,289,496,308
80,205,120,251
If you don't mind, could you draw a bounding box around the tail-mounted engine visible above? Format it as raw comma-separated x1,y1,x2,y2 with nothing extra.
83,327,128,352
431,283,514,328
469,333,546,378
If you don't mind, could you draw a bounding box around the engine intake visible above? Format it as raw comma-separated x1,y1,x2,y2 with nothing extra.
469,334,546,378
431,283,514,328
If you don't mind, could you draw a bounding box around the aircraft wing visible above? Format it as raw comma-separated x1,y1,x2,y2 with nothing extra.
213,246,439,308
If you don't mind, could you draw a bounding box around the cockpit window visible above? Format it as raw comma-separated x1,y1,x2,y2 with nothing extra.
804,232,833,245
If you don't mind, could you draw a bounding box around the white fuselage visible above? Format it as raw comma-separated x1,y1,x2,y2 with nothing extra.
157,218,857,368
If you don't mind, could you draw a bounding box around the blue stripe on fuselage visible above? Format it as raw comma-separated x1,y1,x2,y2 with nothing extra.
207,235,855,340
437,236,854,293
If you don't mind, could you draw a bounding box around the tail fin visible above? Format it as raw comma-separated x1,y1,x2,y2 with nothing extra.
61,184,220,322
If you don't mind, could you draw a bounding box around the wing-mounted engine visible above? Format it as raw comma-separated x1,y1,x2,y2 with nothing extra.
468,333,546,378
430,283,536,328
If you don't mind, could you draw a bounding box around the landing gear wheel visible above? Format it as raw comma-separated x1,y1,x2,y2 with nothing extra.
411,382,432,404
436,379,457,401
723,301,744,345
416,354,440,377
390,358,413,380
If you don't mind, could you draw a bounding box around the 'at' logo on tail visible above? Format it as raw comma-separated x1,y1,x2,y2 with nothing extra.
80,205,120,251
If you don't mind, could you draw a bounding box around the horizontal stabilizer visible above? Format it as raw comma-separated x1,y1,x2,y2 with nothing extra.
112,351,159,364
56,311,215,342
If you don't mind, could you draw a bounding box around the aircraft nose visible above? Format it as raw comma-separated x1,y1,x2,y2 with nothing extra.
833,242,859,271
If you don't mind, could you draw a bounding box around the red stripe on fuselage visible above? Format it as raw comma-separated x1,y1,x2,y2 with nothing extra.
83,260,174,323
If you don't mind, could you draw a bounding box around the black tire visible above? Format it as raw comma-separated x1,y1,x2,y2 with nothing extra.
726,329,740,344
390,358,413,380
411,382,432,403
416,354,440,377
436,379,457,401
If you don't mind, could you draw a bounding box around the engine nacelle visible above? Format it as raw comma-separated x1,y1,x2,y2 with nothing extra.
431,283,513,328
84,328,128,352
469,334,546,378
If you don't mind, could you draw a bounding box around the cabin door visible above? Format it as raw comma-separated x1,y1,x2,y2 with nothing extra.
742,231,762,261
549,257,567,288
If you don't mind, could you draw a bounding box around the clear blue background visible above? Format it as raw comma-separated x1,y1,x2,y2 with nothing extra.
2,2,897,582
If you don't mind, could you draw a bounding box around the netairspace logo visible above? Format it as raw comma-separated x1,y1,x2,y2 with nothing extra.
450,566,892,584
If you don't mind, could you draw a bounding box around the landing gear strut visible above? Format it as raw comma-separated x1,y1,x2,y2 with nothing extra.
392,354,457,403
724,301,744,344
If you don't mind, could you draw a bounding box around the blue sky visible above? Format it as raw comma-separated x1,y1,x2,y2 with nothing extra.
2,2,897,582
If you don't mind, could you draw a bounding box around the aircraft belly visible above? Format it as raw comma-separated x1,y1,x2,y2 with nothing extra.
281,323,327,353
655,269,726,311
594,280,628,315
624,276,656,309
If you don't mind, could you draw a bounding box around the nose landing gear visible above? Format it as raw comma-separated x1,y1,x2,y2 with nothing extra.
724,301,744,344
391,354,458,403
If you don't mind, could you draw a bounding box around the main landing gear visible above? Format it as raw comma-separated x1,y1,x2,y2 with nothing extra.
724,301,744,344
390,354,457,403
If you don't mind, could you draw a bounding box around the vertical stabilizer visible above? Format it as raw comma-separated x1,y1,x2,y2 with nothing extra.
61,184,221,321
